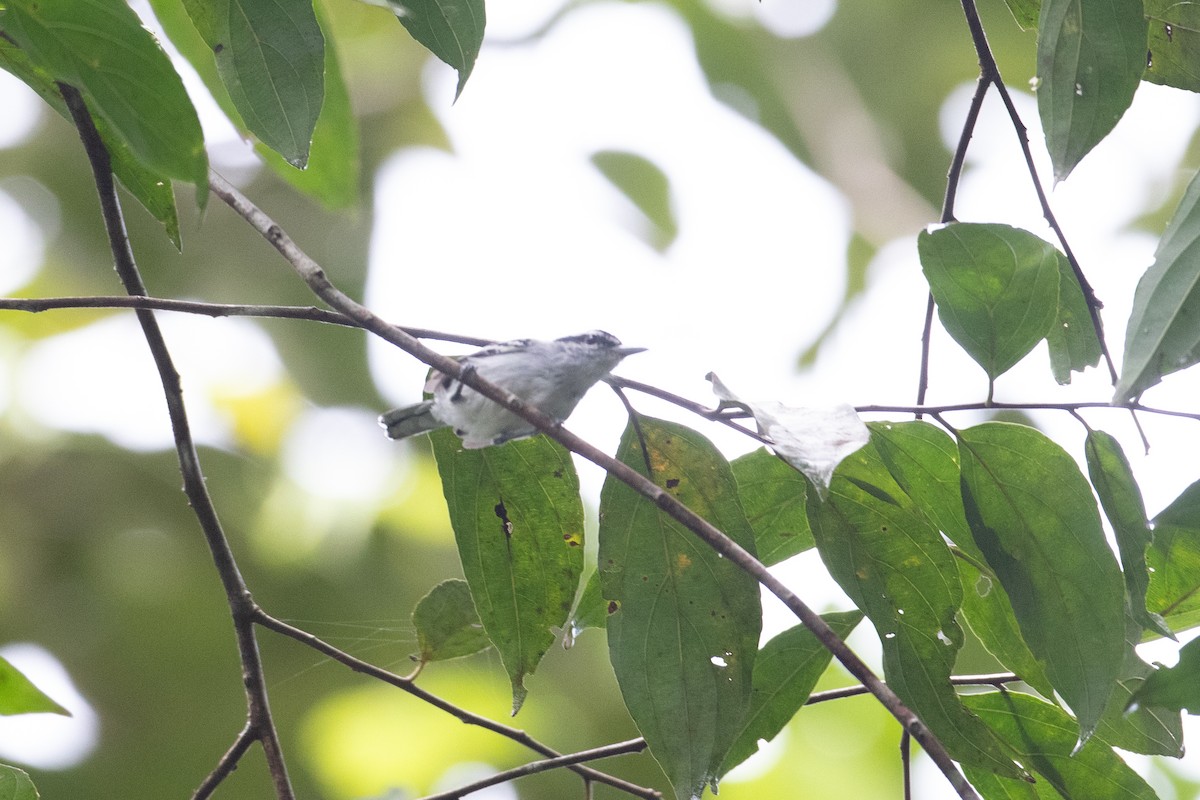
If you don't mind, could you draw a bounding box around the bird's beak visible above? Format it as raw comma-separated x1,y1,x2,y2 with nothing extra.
617,346,648,357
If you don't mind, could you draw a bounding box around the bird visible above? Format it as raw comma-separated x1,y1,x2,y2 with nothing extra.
379,330,645,449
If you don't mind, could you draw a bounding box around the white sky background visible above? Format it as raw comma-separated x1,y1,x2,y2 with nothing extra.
3,0,1200,792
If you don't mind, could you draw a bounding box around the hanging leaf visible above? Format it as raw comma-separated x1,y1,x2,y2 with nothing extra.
0,37,182,248
964,692,1159,800
869,421,975,548
959,422,1126,742
4,0,208,204
599,418,761,800
718,610,863,777
430,431,585,713
385,0,485,100
1116,168,1200,402
918,223,1061,386
808,443,1023,778
731,448,813,566
1036,0,1146,181
180,0,324,168
1084,430,1174,638
410,579,490,664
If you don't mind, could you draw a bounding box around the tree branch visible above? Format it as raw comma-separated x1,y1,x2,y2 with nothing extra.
253,610,662,799
58,85,294,800
415,739,649,800
0,294,493,346
209,169,983,800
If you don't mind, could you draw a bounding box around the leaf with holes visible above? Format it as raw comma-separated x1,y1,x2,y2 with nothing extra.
1146,1,1200,92
430,431,584,713
599,418,760,800
718,610,863,777
959,422,1126,742
808,442,1022,778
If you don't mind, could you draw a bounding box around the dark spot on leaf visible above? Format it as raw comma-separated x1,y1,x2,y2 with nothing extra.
666,478,681,489
494,500,513,538
607,600,620,614
641,575,649,582
214,43,225,54
553,468,564,478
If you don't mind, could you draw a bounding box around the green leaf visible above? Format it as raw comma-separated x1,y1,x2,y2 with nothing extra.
0,657,69,717
959,422,1126,742
261,4,358,207
718,610,863,778
731,448,812,566
1145,1,1200,93
1084,430,1173,638
388,0,485,100
1116,168,1200,401
180,0,324,168
964,692,1159,800
0,36,182,248
957,558,1055,699
1047,259,1103,384
599,418,761,800
411,579,490,663
1128,634,1200,713
918,223,1061,384
0,765,39,800
1094,622,1184,756
807,444,1023,778
1036,0,1147,181
564,570,611,647
590,150,678,251
4,0,207,204
868,421,974,549
430,431,585,713
1003,0,1042,29
1146,478,1200,633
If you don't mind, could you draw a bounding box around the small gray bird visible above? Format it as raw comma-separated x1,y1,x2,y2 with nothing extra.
379,330,645,449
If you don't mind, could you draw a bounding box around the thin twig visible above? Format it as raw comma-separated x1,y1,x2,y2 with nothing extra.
958,0,1118,384
210,170,984,800
58,84,295,800
416,739,648,800
252,610,662,799
804,673,1022,705
858,400,1200,422
192,722,259,800
0,295,493,346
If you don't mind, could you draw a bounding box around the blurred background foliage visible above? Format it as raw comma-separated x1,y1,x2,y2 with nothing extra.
0,0,1193,798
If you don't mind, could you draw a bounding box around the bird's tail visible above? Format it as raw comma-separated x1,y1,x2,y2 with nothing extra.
379,401,443,440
